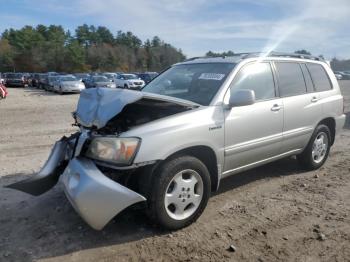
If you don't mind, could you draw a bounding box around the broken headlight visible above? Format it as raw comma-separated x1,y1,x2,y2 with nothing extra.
86,137,140,165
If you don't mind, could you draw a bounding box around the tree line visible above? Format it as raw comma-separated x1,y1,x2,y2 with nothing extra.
0,24,186,73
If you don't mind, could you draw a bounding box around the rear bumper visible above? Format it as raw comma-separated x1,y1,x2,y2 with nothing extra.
60,157,146,230
335,114,346,134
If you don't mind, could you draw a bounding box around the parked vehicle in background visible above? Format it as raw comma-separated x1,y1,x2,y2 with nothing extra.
74,73,90,83
7,52,345,231
103,73,118,82
343,71,350,79
22,73,31,86
115,73,145,90
53,75,85,94
137,72,158,84
334,71,350,80
85,75,116,88
31,73,40,87
0,83,8,99
47,76,58,91
334,72,342,80
4,73,26,87
38,74,49,89
47,72,59,77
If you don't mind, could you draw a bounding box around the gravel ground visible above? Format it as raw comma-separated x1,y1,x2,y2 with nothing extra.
0,83,350,262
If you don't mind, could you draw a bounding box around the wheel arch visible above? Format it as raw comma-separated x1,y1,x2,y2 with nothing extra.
160,145,219,192
317,117,335,145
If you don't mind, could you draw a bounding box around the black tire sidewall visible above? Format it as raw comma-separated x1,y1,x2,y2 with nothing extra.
149,156,211,230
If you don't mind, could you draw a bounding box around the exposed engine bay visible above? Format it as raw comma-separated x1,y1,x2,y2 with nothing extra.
98,98,193,134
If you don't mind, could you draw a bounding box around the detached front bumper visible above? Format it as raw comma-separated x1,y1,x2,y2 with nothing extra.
6,132,147,230
61,157,146,230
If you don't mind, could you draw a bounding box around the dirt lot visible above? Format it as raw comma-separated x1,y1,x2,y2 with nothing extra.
0,83,350,262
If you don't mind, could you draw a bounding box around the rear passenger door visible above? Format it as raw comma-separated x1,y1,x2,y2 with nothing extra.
274,61,322,153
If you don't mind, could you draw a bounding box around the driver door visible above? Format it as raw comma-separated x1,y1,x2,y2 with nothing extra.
223,62,284,176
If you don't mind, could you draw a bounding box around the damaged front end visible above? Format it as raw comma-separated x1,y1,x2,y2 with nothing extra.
6,88,196,230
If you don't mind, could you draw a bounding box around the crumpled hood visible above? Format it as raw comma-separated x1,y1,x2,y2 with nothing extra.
75,88,199,129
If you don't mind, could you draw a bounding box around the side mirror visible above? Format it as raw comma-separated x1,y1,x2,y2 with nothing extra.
228,89,255,108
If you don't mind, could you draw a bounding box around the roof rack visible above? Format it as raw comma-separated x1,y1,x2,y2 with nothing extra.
242,52,324,61
185,52,324,62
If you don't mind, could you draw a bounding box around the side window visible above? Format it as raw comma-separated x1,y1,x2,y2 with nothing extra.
300,63,315,93
229,62,275,101
306,63,332,92
275,62,307,97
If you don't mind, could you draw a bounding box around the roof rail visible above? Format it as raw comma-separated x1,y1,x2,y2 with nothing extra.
184,53,252,61
184,52,324,62
242,52,324,61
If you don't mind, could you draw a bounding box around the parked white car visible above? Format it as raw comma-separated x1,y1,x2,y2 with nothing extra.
53,75,85,94
115,74,145,90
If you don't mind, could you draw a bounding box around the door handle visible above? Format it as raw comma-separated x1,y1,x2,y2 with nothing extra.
311,97,318,103
271,104,282,111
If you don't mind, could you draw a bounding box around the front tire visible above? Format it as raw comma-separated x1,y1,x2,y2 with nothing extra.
297,124,331,170
147,156,211,230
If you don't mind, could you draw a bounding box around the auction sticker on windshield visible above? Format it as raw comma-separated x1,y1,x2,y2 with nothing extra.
198,73,225,81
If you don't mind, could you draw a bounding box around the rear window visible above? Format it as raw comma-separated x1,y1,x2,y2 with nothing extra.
306,63,332,92
275,62,307,97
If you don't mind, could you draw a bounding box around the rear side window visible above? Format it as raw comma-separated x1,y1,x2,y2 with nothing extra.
229,62,275,101
306,63,332,92
275,62,307,97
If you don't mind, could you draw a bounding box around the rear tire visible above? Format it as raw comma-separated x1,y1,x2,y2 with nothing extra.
124,84,128,89
297,124,331,170
147,156,211,230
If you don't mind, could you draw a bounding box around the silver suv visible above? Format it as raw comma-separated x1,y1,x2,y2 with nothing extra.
8,52,346,230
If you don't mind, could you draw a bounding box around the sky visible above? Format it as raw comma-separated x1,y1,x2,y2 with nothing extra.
0,0,349,59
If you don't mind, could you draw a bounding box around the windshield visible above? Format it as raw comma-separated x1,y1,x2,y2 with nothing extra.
60,76,77,81
142,63,235,105
93,76,108,82
122,74,138,80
